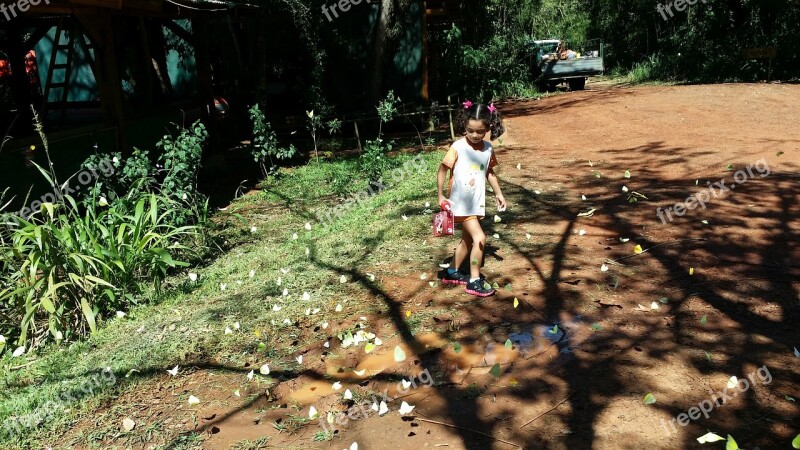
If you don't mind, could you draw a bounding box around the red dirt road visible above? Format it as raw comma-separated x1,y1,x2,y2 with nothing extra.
65,83,800,450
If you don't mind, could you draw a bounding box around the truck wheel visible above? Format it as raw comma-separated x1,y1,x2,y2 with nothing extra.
568,78,586,91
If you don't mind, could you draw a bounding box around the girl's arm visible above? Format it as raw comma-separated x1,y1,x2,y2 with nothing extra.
437,164,450,206
487,168,506,210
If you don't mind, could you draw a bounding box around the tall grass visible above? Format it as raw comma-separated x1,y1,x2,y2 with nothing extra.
0,115,203,351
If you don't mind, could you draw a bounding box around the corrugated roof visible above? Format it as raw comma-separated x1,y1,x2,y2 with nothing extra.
163,0,263,9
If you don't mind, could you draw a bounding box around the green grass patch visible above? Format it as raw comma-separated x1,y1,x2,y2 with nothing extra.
0,148,445,449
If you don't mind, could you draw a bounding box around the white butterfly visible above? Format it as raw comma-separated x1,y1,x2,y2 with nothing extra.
188,273,198,282
601,264,609,272
581,195,587,201
234,389,241,397
188,395,200,405
398,401,415,415
250,226,258,233
578,229,586,236
321,321,329,329
343,389,353,399
696,432,725,443
354,369,366,376
309,406,318,419
249,270,255,278
116,311,126,318
346,443,358,450
260,364,270,375
650,302,660,310
247,370,254,380
305,222,312,230
296,355,303,364
378,401,389,416
394,346,406,362
323,341,330,348
727,376,737,389
0,335,5,344
302,292,311,301
277,276,282,286
335,304,343,312
224,327,233,335
220,283,227,291
374,337,383,346
402,214,408,221
401,379,412,389
167,365,179,376
272,304,282,312
292,233,298,240
332,381,342,391
622,186,629,193
282,288,289,297
234,322,240,330
420,273,428,280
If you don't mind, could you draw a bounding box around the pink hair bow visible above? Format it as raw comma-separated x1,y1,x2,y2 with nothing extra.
488,103,497,113
462,100,473,109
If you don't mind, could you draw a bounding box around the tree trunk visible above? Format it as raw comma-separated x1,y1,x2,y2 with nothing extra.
368,0,394,107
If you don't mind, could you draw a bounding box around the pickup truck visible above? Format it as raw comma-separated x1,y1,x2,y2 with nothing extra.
529,40,605,91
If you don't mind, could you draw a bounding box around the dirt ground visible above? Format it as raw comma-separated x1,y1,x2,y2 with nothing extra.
64,82,800,450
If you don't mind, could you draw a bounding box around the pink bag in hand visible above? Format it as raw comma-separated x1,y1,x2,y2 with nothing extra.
433,201,454,237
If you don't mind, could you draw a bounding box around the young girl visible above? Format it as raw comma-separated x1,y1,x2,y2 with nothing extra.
437,101,506,297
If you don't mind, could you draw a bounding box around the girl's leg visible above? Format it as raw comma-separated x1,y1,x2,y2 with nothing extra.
461,219,486,280
451,232,473,272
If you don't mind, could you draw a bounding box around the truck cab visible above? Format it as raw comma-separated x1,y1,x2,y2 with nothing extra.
529,39,605,91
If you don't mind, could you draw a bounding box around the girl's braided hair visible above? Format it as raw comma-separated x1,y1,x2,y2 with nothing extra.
456,101,505,141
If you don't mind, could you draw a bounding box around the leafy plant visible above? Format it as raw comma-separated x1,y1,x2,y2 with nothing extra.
0,178,196,348
250,104,297,177
157,120,207,203
306,109,341,162
358,91,399,181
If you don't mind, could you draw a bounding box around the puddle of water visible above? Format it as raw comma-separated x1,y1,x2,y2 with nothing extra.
286,380,335,403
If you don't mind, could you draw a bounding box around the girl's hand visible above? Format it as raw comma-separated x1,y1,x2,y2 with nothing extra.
495,194,507,212
438,195,452,210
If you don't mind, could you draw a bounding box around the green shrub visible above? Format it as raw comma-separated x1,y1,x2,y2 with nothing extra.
157,120,207,203
359,139,393,183
358,92,399,182
0,175,196,347
250,104,297,178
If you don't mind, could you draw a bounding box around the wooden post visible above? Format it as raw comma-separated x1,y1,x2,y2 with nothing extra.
354,120,363,154
447,94,455,140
